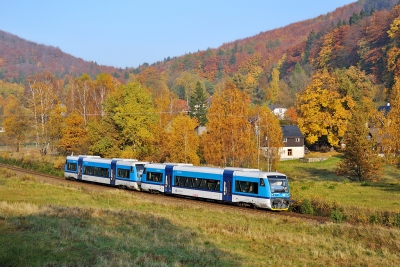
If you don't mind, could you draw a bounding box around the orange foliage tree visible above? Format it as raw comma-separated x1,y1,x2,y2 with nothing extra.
58,112,89,155
201,81,256,167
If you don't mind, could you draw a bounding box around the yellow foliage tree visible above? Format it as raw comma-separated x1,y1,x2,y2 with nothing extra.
296,69,354,146
379,77,400,163
165,114,200,165
251,105,283,172
46,103,66,154
201,81,256,167
317,32,334,69
266,68,280,104
2,95,32,152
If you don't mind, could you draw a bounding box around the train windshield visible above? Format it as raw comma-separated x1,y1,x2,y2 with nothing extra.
267,176,289,193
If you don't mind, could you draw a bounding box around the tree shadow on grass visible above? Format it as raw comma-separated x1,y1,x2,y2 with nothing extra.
287,164,341,182
0,205,242,266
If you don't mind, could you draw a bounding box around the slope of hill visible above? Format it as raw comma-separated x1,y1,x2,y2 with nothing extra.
0,0,398,105
131,0,399,105
0,30,127,83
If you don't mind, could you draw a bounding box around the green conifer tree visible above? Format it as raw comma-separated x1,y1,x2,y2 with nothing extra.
336,101,383,182
189,81,208,126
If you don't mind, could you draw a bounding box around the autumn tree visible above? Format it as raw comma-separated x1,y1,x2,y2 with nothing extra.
46,103,66,154
92,73,118,119
165,114,200,165
336,101,383,182
58,112,89,155
2,95,32,152
288,62,311,98
296,69,355,147
172,71,201,100
26,72,61,153
379,77,400,163
252,105,283,172
266,68,280,104
201,81,256,167
67,74,95,124
189,81,208,125
88,81,158,160
152,87,185,162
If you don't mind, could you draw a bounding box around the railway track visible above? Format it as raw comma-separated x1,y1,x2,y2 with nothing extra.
0,163,331,224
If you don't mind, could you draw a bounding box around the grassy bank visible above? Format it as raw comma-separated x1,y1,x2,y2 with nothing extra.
277,154,400,225
0,171,400,266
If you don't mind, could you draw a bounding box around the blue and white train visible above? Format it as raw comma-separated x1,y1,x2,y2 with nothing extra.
64,156,291,211
64,155,147,190
141,163,290,210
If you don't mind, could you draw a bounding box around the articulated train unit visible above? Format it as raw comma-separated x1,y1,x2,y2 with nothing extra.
64,155,291,211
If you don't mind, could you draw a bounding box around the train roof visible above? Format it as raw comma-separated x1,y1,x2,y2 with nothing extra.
163,162,194,166
225,167,260,172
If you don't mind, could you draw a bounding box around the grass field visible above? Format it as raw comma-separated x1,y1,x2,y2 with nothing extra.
279,154,400,208
0,171,399,266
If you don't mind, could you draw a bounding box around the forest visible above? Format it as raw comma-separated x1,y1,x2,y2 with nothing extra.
1,0,400,181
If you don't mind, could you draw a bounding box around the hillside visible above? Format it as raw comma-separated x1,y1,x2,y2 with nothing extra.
131,0,399,106
0,30,127,83
0,0,398,105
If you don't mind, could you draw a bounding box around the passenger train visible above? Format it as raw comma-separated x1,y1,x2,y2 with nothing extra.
64,155,147,190
64,155,290,211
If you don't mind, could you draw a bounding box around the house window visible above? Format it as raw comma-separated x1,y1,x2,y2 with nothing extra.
288,149,293,156
283,138,287,143
295,138,300,142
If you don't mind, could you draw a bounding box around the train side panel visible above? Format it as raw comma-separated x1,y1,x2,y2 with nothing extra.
171,166,224,201
81,158,112,185
140,164,167,193
232,171,271,208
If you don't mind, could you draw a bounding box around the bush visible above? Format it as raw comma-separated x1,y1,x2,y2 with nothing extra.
301,199,314,215
330,208,345,223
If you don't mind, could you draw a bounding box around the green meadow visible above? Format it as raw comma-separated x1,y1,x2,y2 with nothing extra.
0,152,400,265
0,171,399,266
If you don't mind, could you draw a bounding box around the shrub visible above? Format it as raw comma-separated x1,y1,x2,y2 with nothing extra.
330,208,345,223
301,199,314,215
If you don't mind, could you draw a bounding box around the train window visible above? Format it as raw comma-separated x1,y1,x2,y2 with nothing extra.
199,179,207,189
206,179,219,191
147,172,163,183
260,178,265,187
193,178,201,188
175,176,219,191
175,176,186,186
185,178,193,187
235,181,258,194
117,168,130,178
67,163,77,171
83,166,109,177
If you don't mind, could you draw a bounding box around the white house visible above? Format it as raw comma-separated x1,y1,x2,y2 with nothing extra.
270,106,287,120
279,125,305,160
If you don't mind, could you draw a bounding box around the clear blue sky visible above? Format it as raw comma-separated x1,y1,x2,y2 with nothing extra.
1,0,356,68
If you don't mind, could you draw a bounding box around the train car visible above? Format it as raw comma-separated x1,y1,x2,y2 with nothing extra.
64,155,147,190
141,164,290,210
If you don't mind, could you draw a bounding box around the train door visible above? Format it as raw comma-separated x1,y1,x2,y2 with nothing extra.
110,160,117,185
77,157,84,181
222,170,234,202
164,165,173,194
